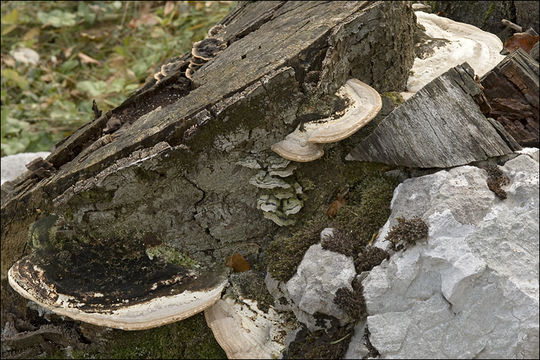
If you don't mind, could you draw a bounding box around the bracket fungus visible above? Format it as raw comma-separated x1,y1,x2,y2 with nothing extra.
8,217,228,330
403,11,505,99
271,79,382,162
204,297,295,359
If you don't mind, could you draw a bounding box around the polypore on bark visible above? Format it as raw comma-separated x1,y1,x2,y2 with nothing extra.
8,254,227,330
204,297,295,359
271,79,382,162
403,11,505,99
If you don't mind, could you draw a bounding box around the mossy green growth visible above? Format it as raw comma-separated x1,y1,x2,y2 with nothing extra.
146,245,199,268
381,91,404,106
71,313,225,359
332,175,398,246
265,216,327,282
483,2,496,28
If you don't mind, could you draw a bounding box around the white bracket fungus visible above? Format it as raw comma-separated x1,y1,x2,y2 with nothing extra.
271,79,382,162
403,11,505,99
204,297,296,359
8,256,227,330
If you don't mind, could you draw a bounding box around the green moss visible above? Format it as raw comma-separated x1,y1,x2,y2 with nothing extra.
265,217,326,282
145,244,199,268
71,313,225,359
381,91,404,106
332,175,398,246
333,277,366,320
483,2,496,28
385,217,429,250
284,321,353,359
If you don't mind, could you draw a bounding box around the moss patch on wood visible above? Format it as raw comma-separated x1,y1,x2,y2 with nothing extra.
72,313,225,359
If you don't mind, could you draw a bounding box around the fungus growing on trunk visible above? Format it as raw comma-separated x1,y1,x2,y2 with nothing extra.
271,79,382,162
204,297,294,359
403,11,505,99
8,249,227,330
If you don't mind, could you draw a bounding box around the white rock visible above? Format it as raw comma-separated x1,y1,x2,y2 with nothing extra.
355,153,539,358
1,152,50,185
344,321,370,359
285,243,356,330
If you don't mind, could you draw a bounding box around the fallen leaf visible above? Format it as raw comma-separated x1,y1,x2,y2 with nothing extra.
128,13,159,28
503,32,539,53
225,253,250,272
78,52,100,65
326,194,346,218
63,46,75,58
164,1,176,16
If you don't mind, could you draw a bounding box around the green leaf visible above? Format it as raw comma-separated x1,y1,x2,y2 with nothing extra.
108,78,125,93
1,8,18,25
1,69,29,90
77,2,96,25
59,59,79,73
76,80,107,97
37,10,77,28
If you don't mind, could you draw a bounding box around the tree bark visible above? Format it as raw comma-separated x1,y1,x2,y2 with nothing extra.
1,1,416,285
480,48,539,147
346,63,519,168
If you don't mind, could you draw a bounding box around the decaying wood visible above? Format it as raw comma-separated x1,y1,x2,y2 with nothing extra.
346,63,519,168
1,1,417,279
479,48,539,147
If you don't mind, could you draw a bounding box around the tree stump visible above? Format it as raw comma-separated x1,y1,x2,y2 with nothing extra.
1,0,417,331
346,63,519,168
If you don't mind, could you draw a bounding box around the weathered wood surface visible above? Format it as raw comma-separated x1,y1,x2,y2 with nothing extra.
479,48,539,147
1,1,417,278
346,63,519,168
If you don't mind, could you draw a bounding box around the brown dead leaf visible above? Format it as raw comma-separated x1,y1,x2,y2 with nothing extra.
78,52,100,65
1,54,16,67
128,13,159,28
63,46,75,58
326,194,346,219
225,253,250,273
164,1,176,16
40,73,53,82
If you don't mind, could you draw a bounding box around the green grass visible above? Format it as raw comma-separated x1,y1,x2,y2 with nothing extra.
1,1,234,156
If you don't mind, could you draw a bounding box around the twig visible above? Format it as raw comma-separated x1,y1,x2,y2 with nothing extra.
501,19,522,32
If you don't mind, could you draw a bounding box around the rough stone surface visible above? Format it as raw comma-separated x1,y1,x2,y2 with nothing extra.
354,150,539,359
1,152,50,185
283,244,356,331
346,64,515,168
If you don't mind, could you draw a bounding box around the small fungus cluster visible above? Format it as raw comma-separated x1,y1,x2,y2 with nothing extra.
239,154,304,226
484,164,510,200
385,216,429,251
153,24,227,83
187,25,227,80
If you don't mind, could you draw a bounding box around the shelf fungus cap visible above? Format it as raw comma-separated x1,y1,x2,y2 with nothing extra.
192,37,227,61
271,79,381,162
271,130,324,162
304,79,382,143
205,297,294,359
8,255,227,330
